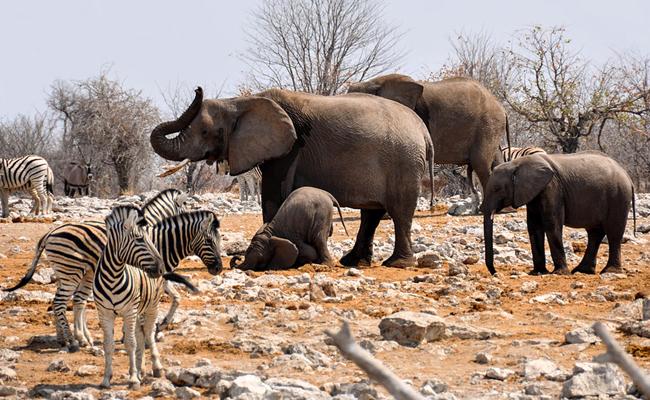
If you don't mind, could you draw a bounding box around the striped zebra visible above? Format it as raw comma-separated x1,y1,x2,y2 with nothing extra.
501,146,546,162
236,166,261,204
0,155,53,217
93,206,167,389
2,189,200,351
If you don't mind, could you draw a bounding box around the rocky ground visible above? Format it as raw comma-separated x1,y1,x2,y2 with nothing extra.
0,192,649,399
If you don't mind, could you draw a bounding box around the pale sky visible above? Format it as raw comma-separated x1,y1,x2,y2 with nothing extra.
1,0,648,118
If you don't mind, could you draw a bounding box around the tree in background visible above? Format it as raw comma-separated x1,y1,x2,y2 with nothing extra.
499,26,649,154
243,0,403,95
48,72,159,195
0,112,56,159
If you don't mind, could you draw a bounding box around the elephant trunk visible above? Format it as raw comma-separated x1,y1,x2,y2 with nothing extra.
150,87,203,161
230,255,243,269
483,213,496,275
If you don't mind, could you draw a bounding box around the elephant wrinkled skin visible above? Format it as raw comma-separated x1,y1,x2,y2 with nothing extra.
348,74,510,206
481,151,636,276
150,87,433,267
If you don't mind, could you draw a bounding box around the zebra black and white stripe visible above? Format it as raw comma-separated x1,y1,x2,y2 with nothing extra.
502,146,546,162
0,155,53,217
236,166,261,204
93,206,166,389
2,189,191,351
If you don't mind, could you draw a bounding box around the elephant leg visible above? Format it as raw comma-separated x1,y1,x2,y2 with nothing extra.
340,209,385,267
1,191,8,218
572,227,605,274
383,203,416,268
295,241,319,266
313,233,335,266
601,223,625,274
544,221,569,275
470,155,491,214
527,205,548,275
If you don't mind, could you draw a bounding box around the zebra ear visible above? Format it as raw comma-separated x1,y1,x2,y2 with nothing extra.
123,209,141,231
200,213,214,232
175,192,188,208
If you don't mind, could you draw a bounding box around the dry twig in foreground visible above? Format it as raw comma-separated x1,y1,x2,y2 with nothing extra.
592,321,650,398
325,321,425,400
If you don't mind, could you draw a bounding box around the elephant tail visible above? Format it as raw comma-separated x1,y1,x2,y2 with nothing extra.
505,114,512,162
425,135,435,208
331,196,349,236
632,184,637,238
4,229,52,292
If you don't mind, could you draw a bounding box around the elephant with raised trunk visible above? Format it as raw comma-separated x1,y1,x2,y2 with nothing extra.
150,87,433,267
348,74,510,210
481,151,636,276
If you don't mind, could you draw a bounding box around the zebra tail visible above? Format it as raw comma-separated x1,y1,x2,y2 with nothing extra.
47,170,54,196
330,197,349,236
3,230,51,292
163,272,199,294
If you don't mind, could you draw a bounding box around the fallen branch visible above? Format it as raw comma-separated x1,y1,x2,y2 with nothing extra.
325,321,425,400
592,322,650,398
158,158,191,178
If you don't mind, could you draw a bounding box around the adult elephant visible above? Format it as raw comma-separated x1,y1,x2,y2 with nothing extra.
348,74,510,208
63,162,92,197
150,87,433,267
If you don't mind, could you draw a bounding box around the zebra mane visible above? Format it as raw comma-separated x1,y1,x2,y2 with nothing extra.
152,210,220,230
142,188,184,209
106,205,144,227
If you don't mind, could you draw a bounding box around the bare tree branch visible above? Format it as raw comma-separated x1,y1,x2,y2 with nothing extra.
325,321,426,400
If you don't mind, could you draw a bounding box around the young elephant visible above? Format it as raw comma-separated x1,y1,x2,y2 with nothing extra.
482,151,636,276
231,187,348,270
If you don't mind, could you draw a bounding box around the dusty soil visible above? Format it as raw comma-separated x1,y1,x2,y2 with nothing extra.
0,208,649,399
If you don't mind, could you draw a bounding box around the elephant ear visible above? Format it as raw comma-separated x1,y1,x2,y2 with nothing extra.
228,97,297,176
513,155,554,208
269,236,298,269
378,78,424,109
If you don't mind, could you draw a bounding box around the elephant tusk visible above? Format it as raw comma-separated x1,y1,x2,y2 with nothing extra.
490,210,496,221
158,159,191,178
230,255,243,269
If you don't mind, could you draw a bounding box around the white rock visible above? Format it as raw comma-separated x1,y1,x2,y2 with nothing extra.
175,386,201,400
151,379,175,397
561,362,627,397
32,267,56,284
522,358,559,379
379,312,447,347
0,367,16,381
75,364,99,377
565,327,600,344
485,367,515,380
520,281,538,293
229,375,270,398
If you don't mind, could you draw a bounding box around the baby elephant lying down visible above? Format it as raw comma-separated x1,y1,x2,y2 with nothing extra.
231,187,348,270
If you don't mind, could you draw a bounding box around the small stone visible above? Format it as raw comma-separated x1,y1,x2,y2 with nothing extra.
521,281,538,293
0,367,16,381
175,386,201,400
346,268,363,277
522,358,559,379
417,251,442,268
463,255,479,265
75,364,99,377
485,367,515,380
229,375,270,397
525,384,543,395
474,351,492,364
565,327,600,344
47,359,71,373
494,232,513,244
150,379,175,397
448,263,468,276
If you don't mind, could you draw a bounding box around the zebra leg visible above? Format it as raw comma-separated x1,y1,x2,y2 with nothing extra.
157,281,179,334
53,282,79,351
144,307,163,378
28,187,41,215
135,315,146,380
72,271,94,347
122,311,141,389
0,191,8,218
98,309,115,389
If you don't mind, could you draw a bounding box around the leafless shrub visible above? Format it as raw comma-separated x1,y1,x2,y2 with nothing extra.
243,0,404,94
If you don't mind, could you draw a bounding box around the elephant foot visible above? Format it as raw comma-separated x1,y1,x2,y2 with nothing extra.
552,267,571,275
529,268,549,276
600,265,624,274
340,251,372,267
571,264,596,275
382,255,416,268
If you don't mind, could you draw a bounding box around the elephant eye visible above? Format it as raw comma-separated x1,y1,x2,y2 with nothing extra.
202,129,208,135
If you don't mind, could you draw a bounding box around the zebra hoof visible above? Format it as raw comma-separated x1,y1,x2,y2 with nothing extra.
153,368,163,378
68,342,80,353
128,381,141,390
